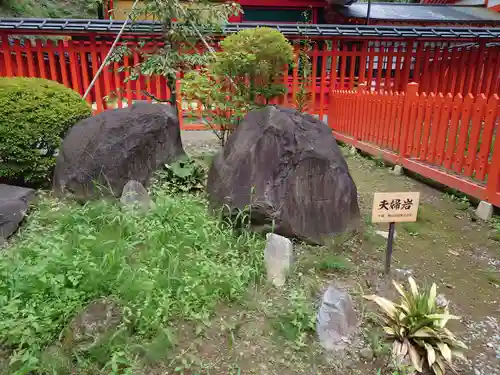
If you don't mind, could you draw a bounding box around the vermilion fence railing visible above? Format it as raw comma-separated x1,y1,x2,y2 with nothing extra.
1,33,500,129
1,32,500,205
329,82,500,207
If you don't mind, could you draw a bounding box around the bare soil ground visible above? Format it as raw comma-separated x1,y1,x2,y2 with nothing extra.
175,131,500,375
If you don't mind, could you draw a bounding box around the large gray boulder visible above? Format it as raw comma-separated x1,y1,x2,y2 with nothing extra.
53,103,184,200
207,106,360,244
0,184,35,239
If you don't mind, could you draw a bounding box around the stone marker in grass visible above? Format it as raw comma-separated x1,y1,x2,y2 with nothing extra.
264,233,293,287
317,285,357,352
120,180,153,213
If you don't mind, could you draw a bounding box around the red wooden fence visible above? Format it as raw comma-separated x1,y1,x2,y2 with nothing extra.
1,32,500,205
329,82,500,206
1,34,499,130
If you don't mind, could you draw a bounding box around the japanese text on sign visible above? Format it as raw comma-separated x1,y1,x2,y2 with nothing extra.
372,192,420,223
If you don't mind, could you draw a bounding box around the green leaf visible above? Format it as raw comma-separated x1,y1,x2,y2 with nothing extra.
408,342,423,372
399,300,411,314
171,162,194,178
431,362,444,375
400,339,410,357
412,327,437,338
392,280,407,298
0,77,91,187
436,342,452,364
425,313,461,321
451,349,466,361
364,295,398,320
424,342,436,367
383,326,396,336
428,283,437,311
408,276,419,299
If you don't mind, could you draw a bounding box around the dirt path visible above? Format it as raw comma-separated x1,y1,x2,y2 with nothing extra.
180,130,499,375
181,130,220,155
345,151,500,375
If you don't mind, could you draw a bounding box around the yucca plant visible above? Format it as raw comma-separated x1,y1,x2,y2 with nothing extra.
364,277,467,375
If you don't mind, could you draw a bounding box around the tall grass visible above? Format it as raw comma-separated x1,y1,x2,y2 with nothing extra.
0,190,265,373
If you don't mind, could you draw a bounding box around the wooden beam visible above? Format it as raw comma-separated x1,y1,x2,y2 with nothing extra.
238,0,327,7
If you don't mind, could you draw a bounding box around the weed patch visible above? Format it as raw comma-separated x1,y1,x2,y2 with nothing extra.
316,254,351,273
271,288,316,349
483,269,500,286
401,222,420,237
0,190,265,373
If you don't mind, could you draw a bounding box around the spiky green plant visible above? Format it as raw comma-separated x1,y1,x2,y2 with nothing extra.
364,277,467,375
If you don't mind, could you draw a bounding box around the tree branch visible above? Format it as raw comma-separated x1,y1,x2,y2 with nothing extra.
141,90,173,105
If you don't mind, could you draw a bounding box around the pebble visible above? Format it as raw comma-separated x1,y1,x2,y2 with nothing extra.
464,316,500,375
359,347,374,361
395,268,413,277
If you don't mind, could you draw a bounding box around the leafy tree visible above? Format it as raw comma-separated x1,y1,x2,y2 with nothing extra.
108,0,240,118
181,27,294,146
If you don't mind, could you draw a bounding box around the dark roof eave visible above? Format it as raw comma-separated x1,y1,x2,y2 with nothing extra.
348,17,500,24
0,18,499,39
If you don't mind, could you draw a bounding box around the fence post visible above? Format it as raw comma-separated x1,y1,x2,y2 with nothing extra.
400,41,414,91
176,73,184,130
354,83,367,141
486,94,500,205
398,82,419,162
1,33,14,77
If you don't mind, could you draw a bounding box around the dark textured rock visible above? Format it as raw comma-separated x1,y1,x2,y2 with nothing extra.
207,106,360,244
62,298,122,351
53,103,184,200
0,184,35,239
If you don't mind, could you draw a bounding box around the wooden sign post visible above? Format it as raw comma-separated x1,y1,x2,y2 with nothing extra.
372,192,420,274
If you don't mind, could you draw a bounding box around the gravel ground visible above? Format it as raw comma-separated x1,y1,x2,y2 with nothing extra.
178,129,500,375
181,130,220,155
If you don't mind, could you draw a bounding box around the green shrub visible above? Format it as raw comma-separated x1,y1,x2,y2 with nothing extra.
0,191,265,372
181,27,294,146
0,77,91,187
155,155,207,193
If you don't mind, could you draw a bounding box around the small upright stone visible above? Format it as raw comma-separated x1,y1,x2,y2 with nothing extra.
120,180,152,212
360,347,374,361
62,298,122,351
436,294,449,309
475,201,493,221
317,285,357,351
264,233,293,287
391,165,404,176
375,230,397,240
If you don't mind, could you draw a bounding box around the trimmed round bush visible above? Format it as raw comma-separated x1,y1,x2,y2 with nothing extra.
0,77,91,187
